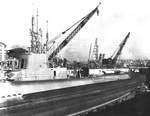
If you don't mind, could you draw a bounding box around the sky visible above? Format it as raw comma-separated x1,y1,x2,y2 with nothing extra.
0,0,150,61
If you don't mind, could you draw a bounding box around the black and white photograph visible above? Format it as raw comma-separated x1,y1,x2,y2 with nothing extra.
0,0,150,116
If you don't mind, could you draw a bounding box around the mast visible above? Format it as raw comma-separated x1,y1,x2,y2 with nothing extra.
30,9,44,54
36,9,39,53
36,9,39,38
31,15,35,52
46,20,49,51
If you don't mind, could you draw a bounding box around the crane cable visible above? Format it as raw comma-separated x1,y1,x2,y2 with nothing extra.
47,14,88,52
47,3,100,56
47,4,99,46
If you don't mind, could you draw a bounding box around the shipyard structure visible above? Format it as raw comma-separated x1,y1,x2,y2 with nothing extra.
0,2,150,116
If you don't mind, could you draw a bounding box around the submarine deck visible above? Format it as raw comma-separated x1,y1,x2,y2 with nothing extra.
0,73,129,97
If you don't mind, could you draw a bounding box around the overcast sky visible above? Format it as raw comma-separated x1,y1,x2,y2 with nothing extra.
0,0,150,61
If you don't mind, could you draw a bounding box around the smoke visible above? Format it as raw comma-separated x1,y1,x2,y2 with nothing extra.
62,47,88,62
61,41,89,62
128,43,149,60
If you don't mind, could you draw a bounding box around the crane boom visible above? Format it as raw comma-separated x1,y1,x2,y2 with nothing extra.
102,32,130,68
48,3,100,61
111,32,130,64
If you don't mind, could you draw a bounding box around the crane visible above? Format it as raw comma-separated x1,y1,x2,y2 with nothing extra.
47,3,100,61
102,32,130,67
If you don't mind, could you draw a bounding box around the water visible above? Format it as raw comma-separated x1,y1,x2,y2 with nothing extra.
87,92,150,116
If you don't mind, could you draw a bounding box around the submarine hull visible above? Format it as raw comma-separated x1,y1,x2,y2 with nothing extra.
0,72,146,116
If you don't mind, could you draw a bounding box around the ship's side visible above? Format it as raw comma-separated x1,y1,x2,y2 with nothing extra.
0,71,146,116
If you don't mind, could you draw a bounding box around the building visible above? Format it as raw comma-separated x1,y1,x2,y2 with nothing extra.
0,42,6,62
